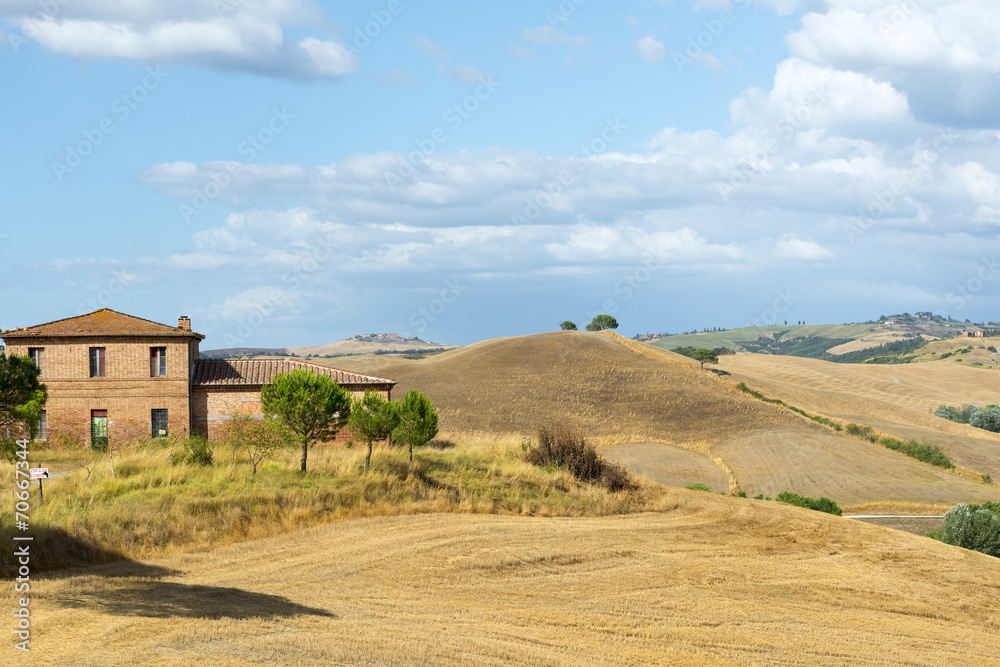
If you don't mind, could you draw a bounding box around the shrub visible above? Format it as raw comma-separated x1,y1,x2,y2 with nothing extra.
170,437,214,466
776,491,842,516
526,426,633,491
845,423,876,440
686,483,712,491
878,436,953,469
970,406,1000,433
941,503,1000,557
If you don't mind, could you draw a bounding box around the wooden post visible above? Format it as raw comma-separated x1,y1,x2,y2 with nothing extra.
33,462,43,506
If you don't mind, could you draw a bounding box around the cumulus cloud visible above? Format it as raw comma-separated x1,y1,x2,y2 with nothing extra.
785,0,1000,125
0,0,357,79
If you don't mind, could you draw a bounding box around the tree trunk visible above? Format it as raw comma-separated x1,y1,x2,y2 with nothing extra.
300,438,308,472
366,443,372,472
409,443,413,465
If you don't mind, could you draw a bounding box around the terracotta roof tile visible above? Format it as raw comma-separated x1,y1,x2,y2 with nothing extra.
192,358,395,388
1,309,204,339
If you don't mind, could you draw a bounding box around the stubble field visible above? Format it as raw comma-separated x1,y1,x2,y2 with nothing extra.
10,490,1000,666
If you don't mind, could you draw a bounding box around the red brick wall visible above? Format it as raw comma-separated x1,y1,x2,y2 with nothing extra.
5,335,197,444
193,385,391,445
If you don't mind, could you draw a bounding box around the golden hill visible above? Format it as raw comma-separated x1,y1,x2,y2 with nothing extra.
326,332,1000,507
322,330,812,446
20,490,1000,666
718,353,1000,476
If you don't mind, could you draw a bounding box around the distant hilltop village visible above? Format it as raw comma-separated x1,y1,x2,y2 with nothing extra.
351,333,421,342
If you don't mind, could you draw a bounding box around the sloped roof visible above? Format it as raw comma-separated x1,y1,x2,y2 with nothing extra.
1,309,204,339
192,358,395,388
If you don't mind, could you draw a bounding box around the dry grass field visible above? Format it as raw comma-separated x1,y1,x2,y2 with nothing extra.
717,353,1000,478
326,332,1000,505
323,330,811,447
602,442,729,493
906,336,1000,367
714,427,999,508
10,490,1000,666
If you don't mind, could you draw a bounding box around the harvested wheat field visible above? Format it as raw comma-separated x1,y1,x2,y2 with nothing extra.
12,490,1000,666
715,427,1000,507
325,330,811,446
718,354,1000,474
602,442,729,492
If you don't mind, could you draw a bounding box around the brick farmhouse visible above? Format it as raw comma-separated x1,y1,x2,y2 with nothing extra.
1,309,395,446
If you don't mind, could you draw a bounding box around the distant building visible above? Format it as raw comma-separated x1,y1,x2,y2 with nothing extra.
1,309,394,446
966,329,985,337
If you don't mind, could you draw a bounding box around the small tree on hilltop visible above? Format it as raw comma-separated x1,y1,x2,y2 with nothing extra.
261,370,352,472
691,348,719,370
393,389,439,465
586,315,618,331
350,388,400,472
560,321,577,331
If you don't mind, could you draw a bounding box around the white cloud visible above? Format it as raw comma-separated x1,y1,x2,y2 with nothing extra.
771,237,835,261
729,58,911,131
633,36,665,64
785,0,1000,125
1,0,357,79
413,36,487,82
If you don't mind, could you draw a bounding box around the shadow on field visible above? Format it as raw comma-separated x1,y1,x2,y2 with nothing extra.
55,580,337,620
1,526,167,579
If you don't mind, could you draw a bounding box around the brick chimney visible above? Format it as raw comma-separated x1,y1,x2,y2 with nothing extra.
178,316,191,332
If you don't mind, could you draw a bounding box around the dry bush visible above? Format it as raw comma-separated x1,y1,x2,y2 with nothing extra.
526,426,633,491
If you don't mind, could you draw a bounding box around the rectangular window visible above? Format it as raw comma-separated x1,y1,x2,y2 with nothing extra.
37,410,47,441
150,347,167,377
89,347,106,378
151,409,168,438
28,348,44,377
91,410,108,450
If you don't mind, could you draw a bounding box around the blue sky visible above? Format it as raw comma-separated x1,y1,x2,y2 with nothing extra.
2,0,999,348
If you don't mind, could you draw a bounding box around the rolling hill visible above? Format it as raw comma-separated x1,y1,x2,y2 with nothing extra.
320,330,812,446
324,330,1000,507
647,317,971,360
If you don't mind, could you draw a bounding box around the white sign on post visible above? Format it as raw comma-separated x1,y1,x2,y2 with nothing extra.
29,468,49,479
